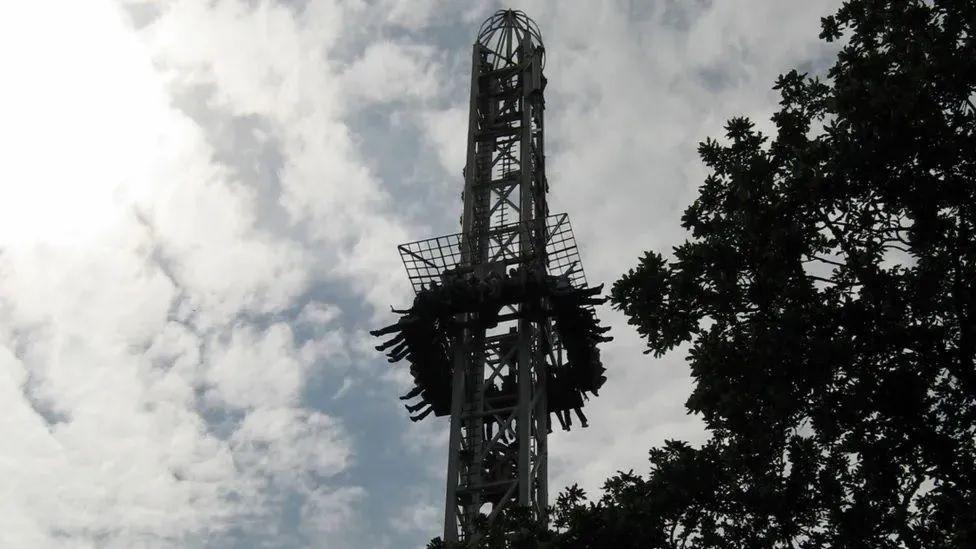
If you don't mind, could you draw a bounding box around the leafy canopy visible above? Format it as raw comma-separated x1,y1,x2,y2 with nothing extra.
609,0,976,547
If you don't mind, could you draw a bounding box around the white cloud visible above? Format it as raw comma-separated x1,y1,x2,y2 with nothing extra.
137,152,310,328
0,0,363,546
369,0,493,31
421,106,467,178
0,339,241,547
142,0,422,316
299,485,367,537
339,41,442,105
231,407,352,482
205,323,307,410
392,501,440,534
298,301,342,327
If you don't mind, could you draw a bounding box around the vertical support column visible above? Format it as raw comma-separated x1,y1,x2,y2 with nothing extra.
446,20,550,543
444,330,466,542
446,43,485,544
461,44,485,239
534,353,548,517
526,45,549,521
515,40,537,507
516,317,533,505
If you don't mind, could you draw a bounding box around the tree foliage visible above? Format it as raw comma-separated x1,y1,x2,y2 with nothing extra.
431,0,975,546
608,0,976,546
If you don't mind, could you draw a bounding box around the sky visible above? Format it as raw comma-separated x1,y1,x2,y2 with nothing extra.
0,1,841,547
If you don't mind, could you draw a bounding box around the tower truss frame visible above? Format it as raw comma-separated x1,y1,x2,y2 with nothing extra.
374,10,609,545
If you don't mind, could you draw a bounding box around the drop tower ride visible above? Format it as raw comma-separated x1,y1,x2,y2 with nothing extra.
372,10,611,544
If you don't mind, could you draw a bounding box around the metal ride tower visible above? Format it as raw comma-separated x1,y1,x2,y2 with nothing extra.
372,10,611,545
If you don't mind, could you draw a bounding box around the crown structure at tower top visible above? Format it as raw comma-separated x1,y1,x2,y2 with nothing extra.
370,9,612,545
477,9,545,69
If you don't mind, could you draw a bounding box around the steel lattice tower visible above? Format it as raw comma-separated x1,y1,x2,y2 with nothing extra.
372,10,610,545
446,10,549,542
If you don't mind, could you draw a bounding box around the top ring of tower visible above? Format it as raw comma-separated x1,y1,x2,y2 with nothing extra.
476,10,544,70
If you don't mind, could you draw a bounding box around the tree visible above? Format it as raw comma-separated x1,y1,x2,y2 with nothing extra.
607,0,976,546
431,0,975,546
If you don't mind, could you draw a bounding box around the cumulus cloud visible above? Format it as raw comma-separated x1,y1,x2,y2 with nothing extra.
421,106,467,178
339,41,442,105
206,324,308,410
142,0,419,315
299,485,367,537
0,0,369,546
231,407,352,482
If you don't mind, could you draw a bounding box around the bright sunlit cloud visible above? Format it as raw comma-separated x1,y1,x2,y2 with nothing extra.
0,1,168,246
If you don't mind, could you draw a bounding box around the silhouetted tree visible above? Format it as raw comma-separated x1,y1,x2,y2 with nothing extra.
430,0,975,546
607,0,976,546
